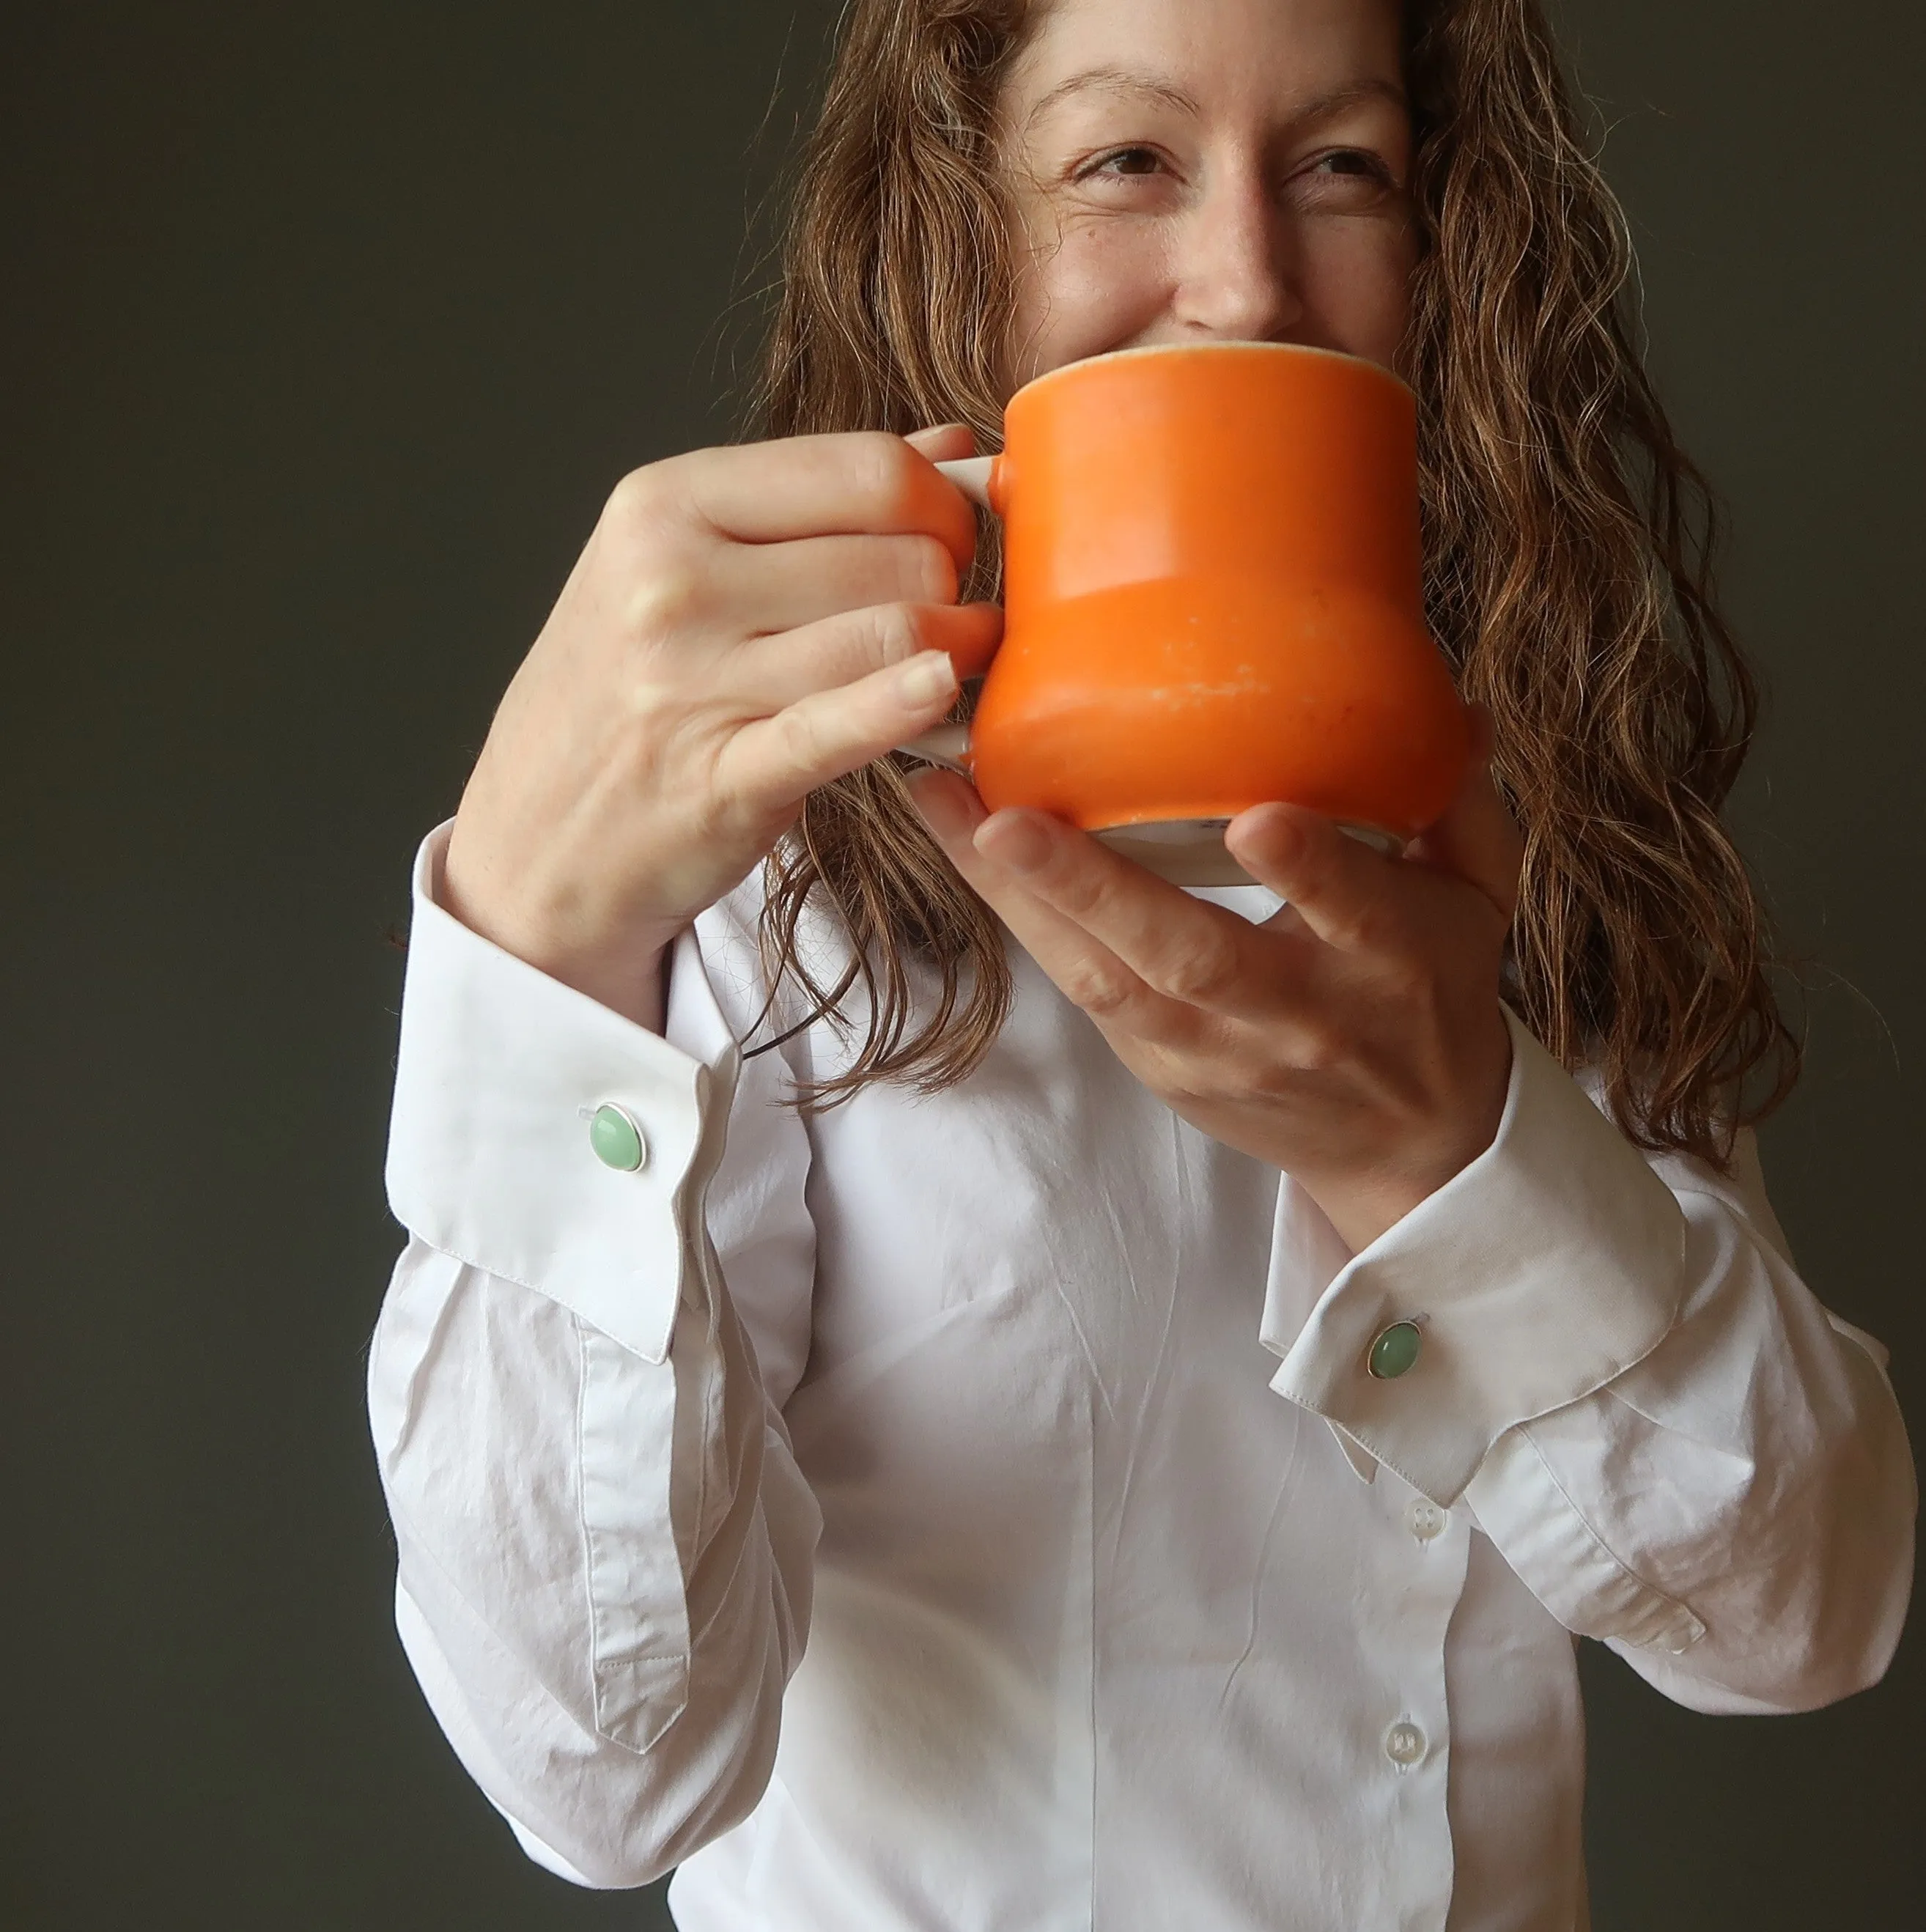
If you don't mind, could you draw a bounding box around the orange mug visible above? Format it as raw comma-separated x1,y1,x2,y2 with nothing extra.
910,341,1470,885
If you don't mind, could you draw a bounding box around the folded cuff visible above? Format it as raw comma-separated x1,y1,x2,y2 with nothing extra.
385,824,739,1365
1263,1006,1689,1504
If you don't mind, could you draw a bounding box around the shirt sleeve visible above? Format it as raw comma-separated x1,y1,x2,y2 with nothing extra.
1261,1004,1916,1714
367,825,821,1887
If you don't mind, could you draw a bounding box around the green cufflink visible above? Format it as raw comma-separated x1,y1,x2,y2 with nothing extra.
1367,1319,1423,1381
588,1102,647,1173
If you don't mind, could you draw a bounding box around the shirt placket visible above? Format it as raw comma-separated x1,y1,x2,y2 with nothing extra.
1359,1474,1473,1931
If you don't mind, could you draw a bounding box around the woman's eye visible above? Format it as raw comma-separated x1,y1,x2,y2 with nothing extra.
1291,147,1399,210
1316,150,1387,181
1082,146,1165,180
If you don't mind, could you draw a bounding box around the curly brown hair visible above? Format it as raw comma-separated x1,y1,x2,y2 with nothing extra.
749,0,1798,1164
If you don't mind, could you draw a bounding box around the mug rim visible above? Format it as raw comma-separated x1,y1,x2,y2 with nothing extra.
1008,337,1414,408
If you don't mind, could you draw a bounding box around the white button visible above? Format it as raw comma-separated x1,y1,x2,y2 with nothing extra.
1406,1499,1447,1544
1384,1720,1428,1768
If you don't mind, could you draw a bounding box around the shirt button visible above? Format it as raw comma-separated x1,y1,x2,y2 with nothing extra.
1384,1720,1428,1769
1406,1500,1447,1544
588,1102,648,1172
1367,1319,1422,1379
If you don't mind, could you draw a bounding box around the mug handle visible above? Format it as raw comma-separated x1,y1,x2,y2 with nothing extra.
933,454,997,509
896,456,1002,772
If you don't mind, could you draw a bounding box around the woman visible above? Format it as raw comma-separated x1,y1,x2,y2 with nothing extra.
369,0,1915,1925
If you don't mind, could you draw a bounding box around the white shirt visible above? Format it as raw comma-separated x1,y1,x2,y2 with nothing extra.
369,823,1914,1932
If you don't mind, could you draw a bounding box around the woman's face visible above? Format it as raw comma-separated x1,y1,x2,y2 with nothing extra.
998,0,1416,390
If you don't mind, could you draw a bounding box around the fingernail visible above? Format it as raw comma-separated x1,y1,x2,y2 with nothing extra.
1265,809,1304,858
975,810,1052,874
1228,803,1300,868
906,772,973,839
896,651,955,705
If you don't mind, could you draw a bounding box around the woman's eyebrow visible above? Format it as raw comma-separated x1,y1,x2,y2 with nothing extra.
1022,65,1203,129
1022,67,1407,133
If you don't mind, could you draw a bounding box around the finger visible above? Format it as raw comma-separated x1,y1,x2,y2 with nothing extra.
938,789,1284,1020
720,626,975,810
730,597,1001,712
1404,707,1524,921
904,423,978,462
974,806,1272,1009
669,432,979,572
1225,805,1412,955
907,774,1192,1039
907,423,997,527
719,530,961,638
901,766,989,844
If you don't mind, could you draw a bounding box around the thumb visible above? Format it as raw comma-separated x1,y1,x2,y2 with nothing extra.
1225,804,1404,953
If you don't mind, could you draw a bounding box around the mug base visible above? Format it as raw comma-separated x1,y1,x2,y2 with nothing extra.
1093,816,1401,887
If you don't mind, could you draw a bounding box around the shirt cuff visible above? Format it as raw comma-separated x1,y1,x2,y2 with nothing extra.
384,823,740,1365
1261,1006,1689,1505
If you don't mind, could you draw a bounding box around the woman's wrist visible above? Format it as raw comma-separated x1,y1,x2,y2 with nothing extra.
1301,1161,1469,1258
439,846,680,1033
1298,1028,1513,1253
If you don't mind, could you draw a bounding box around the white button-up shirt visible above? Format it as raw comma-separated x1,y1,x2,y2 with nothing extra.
369,825,1914,1931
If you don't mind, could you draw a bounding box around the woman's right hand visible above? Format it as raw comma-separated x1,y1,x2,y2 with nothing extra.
441,426,998,1027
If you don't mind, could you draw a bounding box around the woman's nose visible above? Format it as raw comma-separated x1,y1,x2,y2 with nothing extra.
1169,167,1302,344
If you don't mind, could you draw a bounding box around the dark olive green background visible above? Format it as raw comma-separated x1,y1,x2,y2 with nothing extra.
3,4,1919,1926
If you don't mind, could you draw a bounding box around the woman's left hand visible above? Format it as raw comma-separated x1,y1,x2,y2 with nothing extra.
907,721,1524,1253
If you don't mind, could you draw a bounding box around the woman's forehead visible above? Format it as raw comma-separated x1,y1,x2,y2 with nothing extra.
1006,0,1406,119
